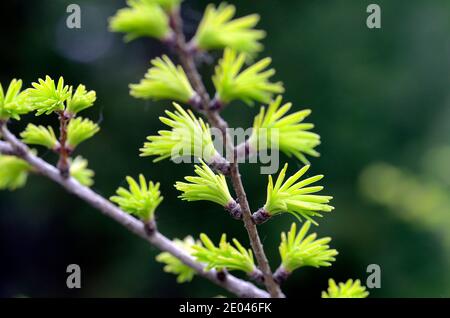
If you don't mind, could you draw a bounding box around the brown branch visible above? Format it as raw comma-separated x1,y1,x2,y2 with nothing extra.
0,122,269,298
169,9,284,298
56,111,71,177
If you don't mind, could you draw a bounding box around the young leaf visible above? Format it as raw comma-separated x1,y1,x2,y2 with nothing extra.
0,154,31,190
192,233,256,274
175,160,234,207
248,96,320,164
109,0,172,42
0,79,30,120
20,124,59,149
321,279,369,298
254,163,334,225
279,222,337,274
140,103,219,163
28,76,71,116
156,236,199,283
110,174,163,221
213,49,283,106
66,117,100,149
69,156,95,187
192,3,265,54
130,56,197,104
66,84,97,115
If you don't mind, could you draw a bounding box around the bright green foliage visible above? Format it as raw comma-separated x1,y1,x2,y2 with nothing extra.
0,2,349,297
140,103,218,162
279,222,337,273
156,236,198,283
192,233,256,274
213,49,283,106
321,279,369,298
66,118,100,149
28,76,71,116
130,56,196,103
0,79,30,120
20,124,59,149
264,164,334,224
109,0,171,42
0,154,31,190
175,160,233,207
66,84,97,115
70,156,95,187
249,96,320,164
192,3,265,54
110,174,163,221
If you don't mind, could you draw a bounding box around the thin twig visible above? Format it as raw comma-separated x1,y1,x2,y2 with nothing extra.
169,9,284,298
0,122,269,298
56,111,71,177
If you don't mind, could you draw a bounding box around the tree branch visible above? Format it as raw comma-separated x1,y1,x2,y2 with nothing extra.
169,10,284,298
0,140,14,155
56,111,71,178
0,122,269,298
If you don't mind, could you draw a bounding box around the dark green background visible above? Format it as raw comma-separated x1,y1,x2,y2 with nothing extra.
1,0,449,297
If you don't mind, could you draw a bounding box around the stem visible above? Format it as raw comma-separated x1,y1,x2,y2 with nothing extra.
0,122,269,298
0,140,14,155
235,140,253,162
169,10,284,298
57,111,71,178
228,165,283,298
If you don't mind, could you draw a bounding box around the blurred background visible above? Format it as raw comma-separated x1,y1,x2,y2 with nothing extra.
0,0,449,297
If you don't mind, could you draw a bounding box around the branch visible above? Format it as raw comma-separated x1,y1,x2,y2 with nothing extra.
169,10,284,298
0,140,14,155
0,123,269,298
56,111,71,177
235,141,252,162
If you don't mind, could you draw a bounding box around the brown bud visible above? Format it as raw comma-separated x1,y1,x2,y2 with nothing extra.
252,208,271,225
